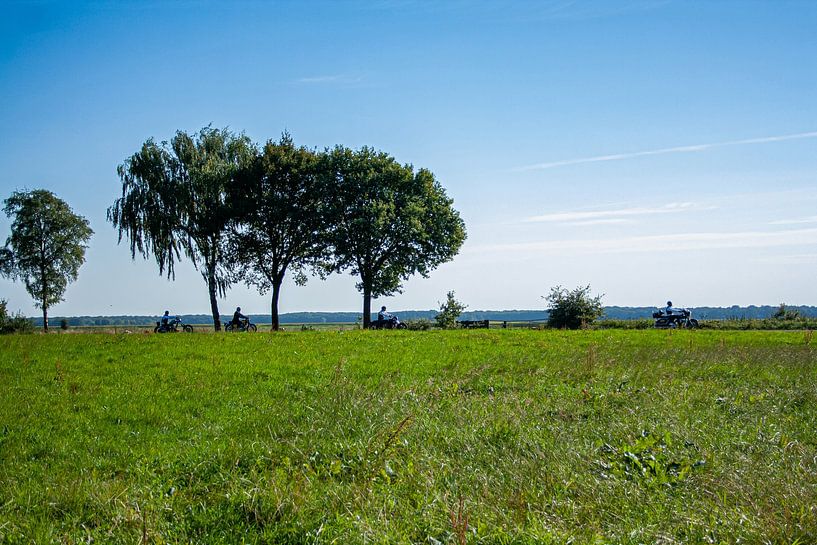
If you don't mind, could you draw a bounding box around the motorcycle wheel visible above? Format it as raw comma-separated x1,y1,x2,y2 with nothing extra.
248,324,257,332
654,318,669,328
153,325,160,333
225,323,234,332
396,322,407,330
688,319,699,329
183,324,193,333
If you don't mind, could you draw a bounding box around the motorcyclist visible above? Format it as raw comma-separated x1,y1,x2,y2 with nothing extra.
377,306,393,328
665,301,683,315
232,307,247,328
160,310,171,331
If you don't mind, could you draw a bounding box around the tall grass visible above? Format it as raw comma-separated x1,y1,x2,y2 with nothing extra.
0,330,815,543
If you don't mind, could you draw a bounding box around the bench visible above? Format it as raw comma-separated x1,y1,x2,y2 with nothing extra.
457,319,490,329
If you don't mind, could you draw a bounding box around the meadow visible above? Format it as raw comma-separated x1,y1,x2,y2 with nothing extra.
0,330,815,544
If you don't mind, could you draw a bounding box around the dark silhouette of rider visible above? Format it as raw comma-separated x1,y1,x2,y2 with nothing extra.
161,310,170,327
232,307,247,328
377,306,393,328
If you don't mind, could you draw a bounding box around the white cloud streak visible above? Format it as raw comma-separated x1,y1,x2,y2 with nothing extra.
752,253,817,265
467,228,817,256
769,215,817,225
564,218,634,226
517,131,817,171
525,202,709,223
292,74,363,85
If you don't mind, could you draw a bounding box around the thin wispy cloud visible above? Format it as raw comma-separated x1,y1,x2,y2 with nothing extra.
525,202,710,223
565,218,634,226
363,0,670,23
769,215,817,226
292,74,364,85
467,227,817,256
517,131,817,171
752,253,817,265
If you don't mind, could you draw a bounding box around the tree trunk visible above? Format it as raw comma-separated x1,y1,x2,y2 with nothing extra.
207,270,221,332
362,284,372,329
270,278,282,331
40,260,48,332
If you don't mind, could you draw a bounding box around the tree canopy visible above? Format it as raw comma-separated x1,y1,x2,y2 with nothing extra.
227,134,330,330
322,146,466,328
544,285,604,329
108,126,255,330
1,190,93,331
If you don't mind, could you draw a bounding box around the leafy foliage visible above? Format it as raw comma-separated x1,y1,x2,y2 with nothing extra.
773,303,801,320
322,146,466,327
544,284,604,329
598,430,704,486
1,190,93,331
0,299,34,334
405,318,433,330
435,290,467,329
108,127,255,330
226,133,329,330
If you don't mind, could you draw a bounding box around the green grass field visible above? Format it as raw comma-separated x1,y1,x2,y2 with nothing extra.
1,330,815,544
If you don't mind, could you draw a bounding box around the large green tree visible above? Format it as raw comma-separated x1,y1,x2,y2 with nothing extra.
322,146,466,328
0,190,93,332
108,127,255,331
227,134,330,330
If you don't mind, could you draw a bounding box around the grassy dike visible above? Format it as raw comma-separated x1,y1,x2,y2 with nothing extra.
0,330,815,544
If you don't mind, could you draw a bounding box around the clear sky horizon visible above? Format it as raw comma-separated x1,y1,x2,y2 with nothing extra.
1,0,816,317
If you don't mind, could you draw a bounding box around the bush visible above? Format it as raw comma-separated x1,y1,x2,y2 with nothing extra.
405,318,433,331
435,291,467,329
773,303,800,320
544,285,604,329
0,300,34,334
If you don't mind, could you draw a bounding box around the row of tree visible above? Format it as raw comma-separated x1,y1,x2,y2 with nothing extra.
1,128,465,331
108,127,466,330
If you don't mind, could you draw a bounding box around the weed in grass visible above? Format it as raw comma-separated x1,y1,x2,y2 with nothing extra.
53,360,64,385
598,430,704,486
448,495,468,545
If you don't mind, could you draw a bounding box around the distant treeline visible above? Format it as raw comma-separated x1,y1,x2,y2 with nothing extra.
30,305,817,327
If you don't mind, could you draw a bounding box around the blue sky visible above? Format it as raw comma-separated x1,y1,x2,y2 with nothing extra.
1,0,816,316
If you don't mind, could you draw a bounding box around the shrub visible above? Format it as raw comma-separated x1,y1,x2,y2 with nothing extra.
544,285,604,329
435,291,467,329
772,303,800,320
0,299,34,334
406,318,433,331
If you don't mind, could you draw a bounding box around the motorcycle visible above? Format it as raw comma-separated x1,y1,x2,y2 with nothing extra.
225,317,257,332
653,308,699,329
372,315,407,330
154,316,194,333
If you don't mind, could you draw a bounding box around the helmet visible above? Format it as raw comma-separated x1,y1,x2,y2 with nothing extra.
236,307,241,312
381,306,387,311
164,310,169,315
666,301,672,307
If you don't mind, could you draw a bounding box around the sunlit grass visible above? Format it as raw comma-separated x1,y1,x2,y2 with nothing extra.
1,330,815,543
